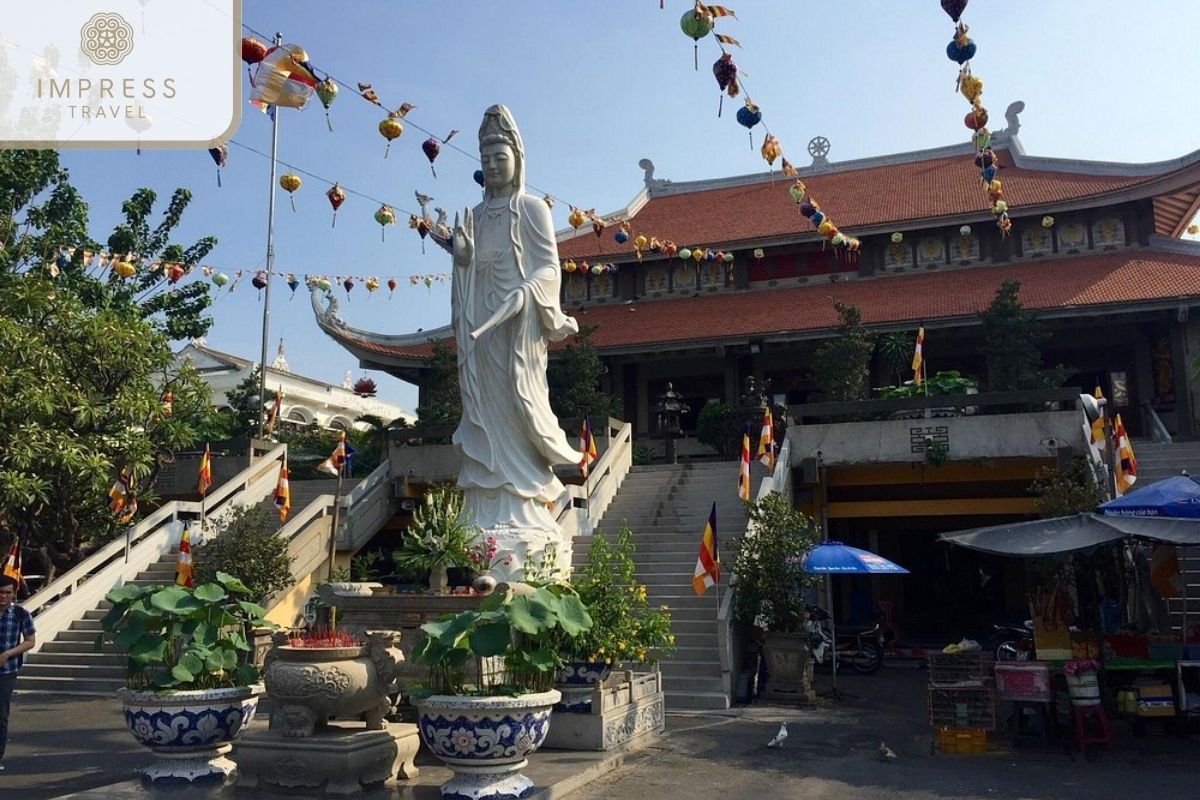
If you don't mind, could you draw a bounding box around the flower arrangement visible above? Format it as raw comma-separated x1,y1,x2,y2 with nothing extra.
568,525,675,668
1064,658,1100,677
392,484,481,576
412,581,593,695
463,535,511,574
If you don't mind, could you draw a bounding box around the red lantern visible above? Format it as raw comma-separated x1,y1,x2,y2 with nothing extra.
964,107,989,130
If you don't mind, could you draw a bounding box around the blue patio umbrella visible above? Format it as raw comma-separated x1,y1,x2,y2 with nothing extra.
1098,473,1200,518
802,542,908,696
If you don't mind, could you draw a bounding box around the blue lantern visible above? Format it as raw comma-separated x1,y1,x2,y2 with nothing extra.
810,210,826,227
736,101,763,149
946,37,976,65
473,169,485,187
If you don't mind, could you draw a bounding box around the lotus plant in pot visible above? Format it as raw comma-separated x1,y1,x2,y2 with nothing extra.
411,580,592,800
97,572,272,782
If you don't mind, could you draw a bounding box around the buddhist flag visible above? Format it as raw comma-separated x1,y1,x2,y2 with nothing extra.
3,537,21,584
117,495,138,525
706,4,737,19
756,406,775,471
197,443,213,497
737,426,751,501
911,327,925,386
1114,414,1138,496
318,431,349,476
175,528,193,588
714,33,741,47
1089,386,1107,450
160,390,173,417
579,417,598,478
692,503,720,595
250,43,318,110
108,470,131,515
274,459,291,522
265,389,283,435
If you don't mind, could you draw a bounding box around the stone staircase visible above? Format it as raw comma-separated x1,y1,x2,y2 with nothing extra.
1129,439,1200,484
21,554,179,695
576,461,754,711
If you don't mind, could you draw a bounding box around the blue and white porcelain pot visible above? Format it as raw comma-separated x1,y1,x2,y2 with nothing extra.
118,684,263,783
554,661,612,712
416,690,560,800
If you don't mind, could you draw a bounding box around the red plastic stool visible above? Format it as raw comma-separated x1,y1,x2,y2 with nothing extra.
1072,703,1113,757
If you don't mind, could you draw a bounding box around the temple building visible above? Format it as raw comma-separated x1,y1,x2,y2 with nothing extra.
314,102,1200,635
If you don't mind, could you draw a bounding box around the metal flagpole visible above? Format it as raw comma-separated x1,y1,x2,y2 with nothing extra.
256,32,283,440
327,466,345,580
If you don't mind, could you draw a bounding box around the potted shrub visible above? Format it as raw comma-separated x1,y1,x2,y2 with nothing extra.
729,493,821,702
411,580,592,800
392,485,480,592
877,370,980,419
560,525,675,711
97,571,272,782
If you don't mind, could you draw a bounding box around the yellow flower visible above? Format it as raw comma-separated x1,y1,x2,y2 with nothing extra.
597,647,605,654
618,641,627,651
668,635,675,644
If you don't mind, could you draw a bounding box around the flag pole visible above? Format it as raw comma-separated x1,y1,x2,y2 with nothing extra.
327,464,345,580
256,32,283,441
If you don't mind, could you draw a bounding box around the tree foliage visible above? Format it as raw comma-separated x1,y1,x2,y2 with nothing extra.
981,279,1068,392
1030,460,1106,518
696,401,741,458
416,339,462,429
548,323,617,422
0,276,215,549
812,302,875,402
192,505,294,606
224,366,266,439
730,493,821,633
1,150,217,339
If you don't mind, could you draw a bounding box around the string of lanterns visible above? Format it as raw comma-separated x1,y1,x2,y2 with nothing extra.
941,0,1020,238
39,246,452,299
674,3,861,258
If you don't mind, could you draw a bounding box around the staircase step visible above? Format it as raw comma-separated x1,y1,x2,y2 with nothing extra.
24,651,124,667
40,640,118,655
15,675,125,696
53,630,104,644
663,691,730,711
661,674,727,693
22,662,127,680
69,619,103,632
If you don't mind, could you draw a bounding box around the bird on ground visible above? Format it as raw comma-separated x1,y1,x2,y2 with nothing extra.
878,741,898,762
766,723,788,748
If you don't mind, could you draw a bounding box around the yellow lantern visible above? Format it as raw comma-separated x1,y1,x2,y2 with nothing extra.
564,260,577,273
365,277,380,293
113,259,136,278
379,115,404,158
279,173,302,212
818,220,837,238
960,74,984,104
1188,224,1199,235
692,247,704,262
568,208,585,229
634,234,648,251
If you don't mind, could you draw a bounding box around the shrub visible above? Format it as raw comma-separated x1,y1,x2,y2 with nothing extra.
730,493,821,633
193,506,293,605
696,401,740,458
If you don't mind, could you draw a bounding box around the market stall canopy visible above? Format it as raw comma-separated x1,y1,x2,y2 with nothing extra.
940,513,1200,556
802,541,909,574
1098,474,1200,518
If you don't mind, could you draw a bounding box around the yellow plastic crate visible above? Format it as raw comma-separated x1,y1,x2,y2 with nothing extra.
936,727,987,754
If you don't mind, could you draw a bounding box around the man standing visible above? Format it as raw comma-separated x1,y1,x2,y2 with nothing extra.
0,574,37,771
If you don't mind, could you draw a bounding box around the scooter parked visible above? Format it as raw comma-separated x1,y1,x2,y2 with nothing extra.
805,604,885,674
985,620,1035,661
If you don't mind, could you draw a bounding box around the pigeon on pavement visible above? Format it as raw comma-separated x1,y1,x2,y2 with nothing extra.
766,723,788,748
878,741,898,761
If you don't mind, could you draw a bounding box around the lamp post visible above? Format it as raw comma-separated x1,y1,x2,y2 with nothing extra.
655,383,690,465
737,375,771,433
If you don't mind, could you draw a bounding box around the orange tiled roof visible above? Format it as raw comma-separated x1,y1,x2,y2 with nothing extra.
326,248,1200,362
558,149,1157,261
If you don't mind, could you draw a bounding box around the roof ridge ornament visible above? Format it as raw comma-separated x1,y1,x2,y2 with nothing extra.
639,158,671,192
993,100,1024,142
808,136,831,168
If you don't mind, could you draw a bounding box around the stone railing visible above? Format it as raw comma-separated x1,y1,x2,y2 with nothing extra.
717,436,792,702
22,444,288,653
555,417,634,540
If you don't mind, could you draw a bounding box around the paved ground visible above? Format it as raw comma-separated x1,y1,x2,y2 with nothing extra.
571,670,1200,800
4,669,1198,799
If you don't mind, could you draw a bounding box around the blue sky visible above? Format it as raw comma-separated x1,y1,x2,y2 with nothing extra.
54,1,1200,414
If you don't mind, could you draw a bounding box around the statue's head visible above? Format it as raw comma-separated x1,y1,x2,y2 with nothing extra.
478,104,524,196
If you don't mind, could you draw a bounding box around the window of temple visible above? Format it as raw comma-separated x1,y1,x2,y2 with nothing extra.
1022,222,1054,258
700,258,728,291
948,231,979,266
329,418,349,432
671,260,699,294
589,268,616,302
884,239,913,272
644,263,670,297
563,270,588,304
1091,217,1126,250
916,236,947,268
1057,219,1089,254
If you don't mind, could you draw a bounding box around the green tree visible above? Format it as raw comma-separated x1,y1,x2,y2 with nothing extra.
0,276,215,549
548,323,617,422
877,332,916,387
1,150,217,339
224,366,266,439
1029,460,1106,517
981,279,1068,392
812,302,875,402
192,505,294,605
696,401,741,458
416,338,462,428
277,426,380,480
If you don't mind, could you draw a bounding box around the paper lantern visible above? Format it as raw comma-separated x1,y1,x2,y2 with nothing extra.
664,242,678,258
753,248,764,259
315,78,338,131
964,107,989,131
343,277,354,296
736,100,763,148
960,225,972,237
241,37,268,67
712,52,739,116
692,247,704,262
1043,216,1056,229
379,115,404,158
326,184,346,228
992,200,1008,215
810,210,826,228
723,252,735,263
799,201,817,218
1188,224,1200,235
365,277,379,293
831,232,846,247
680,8,714,70
113,260,135,278
207,145,228,188
374,204,396,241
960,74,983,104
317,277,331,292
678,248,692,261
568,208,585,229
422,137,442,177
818,220,837,238
891,232,904,244
591,264,604,275
614,228,629,245
387,278,398,296
279,173,301,213
564,260,577,273
940,0,969,22
946,36,976,65
252,271,268,291
287,274,300,295
473,170,485,187
634,234,648,251
212,272,229,287
972,128,992,151
167,264,185,284
788,180,806,204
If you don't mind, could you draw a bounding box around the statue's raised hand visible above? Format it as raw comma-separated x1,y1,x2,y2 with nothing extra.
452,208,474,268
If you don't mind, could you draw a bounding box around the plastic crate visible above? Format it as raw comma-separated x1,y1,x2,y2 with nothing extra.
936,727,987,754
994,662,1052,703
929,683,997,731
928,652,987,687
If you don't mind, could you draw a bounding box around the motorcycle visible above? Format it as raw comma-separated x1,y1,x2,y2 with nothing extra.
985,620,1035,661
805,604,885,674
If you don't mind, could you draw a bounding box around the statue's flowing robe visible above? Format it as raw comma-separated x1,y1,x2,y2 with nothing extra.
452,192,579,533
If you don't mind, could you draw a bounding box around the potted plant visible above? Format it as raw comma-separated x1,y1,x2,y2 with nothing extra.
411,580,592,800
560,525,675,711
1064,659,1101,706
877,370,980,418
97,571,272,782
729,493,821,702
392,485,479,592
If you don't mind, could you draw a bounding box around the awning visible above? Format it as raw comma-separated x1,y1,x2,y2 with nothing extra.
939,513,1200,556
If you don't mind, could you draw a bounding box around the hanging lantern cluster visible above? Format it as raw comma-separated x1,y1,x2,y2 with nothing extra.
791,180,861,259
942,0,1012,237
562,259,619,276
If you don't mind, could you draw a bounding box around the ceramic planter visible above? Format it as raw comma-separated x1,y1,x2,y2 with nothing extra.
416,690,560,800
118,684,262,782
262,630,403,737
554,661,613,712
761,631,815,704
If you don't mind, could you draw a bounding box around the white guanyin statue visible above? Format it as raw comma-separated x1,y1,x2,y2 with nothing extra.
436,104,583,579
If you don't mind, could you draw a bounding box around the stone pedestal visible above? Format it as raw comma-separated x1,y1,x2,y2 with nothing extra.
233,721,420,796
761,632,815,704
544,671,665,751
